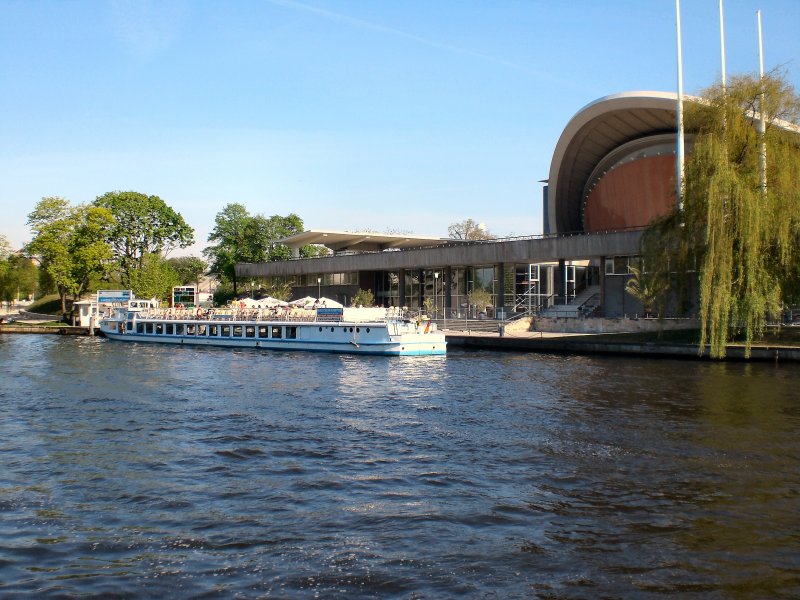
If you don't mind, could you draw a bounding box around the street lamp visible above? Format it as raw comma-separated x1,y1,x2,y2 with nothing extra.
317,277,321,300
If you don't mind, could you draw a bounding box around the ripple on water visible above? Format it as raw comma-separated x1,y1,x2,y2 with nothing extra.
1,338,799,598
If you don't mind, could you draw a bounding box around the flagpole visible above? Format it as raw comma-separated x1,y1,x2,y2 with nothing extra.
719,0,726,89
757,10,767,199
675,0,685,211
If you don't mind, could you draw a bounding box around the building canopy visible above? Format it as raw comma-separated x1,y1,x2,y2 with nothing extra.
279,230,459,256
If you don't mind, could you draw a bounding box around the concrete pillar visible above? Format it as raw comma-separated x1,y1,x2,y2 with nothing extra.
495,263,504,317
444,266,452,315
557,258,566,304
599,257,606,317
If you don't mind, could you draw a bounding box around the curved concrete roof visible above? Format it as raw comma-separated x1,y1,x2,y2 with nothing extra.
548,91,681,234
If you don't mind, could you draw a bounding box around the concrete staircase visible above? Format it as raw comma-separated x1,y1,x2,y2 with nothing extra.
539,285,600,318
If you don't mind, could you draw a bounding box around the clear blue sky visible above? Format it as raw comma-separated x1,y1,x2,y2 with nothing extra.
1,0,798,255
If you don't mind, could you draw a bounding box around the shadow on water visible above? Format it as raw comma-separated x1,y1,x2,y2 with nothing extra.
0,337,798,598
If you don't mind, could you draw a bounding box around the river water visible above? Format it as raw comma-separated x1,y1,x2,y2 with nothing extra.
1,335,798,599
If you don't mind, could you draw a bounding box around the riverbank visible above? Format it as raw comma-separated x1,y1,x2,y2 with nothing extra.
443,327,800,362
0,324,92,335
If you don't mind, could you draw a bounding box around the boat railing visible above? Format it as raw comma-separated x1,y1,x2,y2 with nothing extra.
134,306,409,324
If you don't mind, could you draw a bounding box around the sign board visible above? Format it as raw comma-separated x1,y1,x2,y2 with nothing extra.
173,285,197,307
316,307,344,321
97,290,132,304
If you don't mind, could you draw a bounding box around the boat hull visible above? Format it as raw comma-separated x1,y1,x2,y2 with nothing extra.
99,316,445,356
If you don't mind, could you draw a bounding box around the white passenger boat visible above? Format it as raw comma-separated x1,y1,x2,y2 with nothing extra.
99,300,446,356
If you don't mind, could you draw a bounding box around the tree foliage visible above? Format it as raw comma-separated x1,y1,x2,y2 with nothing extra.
448,218,493,240
625,265,665,317
168,256,207,287
642,71,800,357
94,191,194,287
204,204,306,294
467,287,493,309
351,288,375,307
26,197,115,314
129,253,179,302
0,237,39,307
0,234,10,260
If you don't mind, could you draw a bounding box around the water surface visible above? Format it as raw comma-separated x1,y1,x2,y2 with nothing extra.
1,335,798,598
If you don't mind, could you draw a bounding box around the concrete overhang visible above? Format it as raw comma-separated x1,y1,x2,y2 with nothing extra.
237,230,644,278
279,230,457,256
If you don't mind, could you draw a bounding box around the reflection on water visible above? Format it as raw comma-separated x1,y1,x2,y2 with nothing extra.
0,336,799,598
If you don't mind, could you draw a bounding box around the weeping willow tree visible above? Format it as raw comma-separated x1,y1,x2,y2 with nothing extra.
642,71,800,358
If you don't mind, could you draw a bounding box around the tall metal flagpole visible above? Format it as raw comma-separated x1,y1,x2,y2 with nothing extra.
757,10,767,199
675,0,685,211
719,0,727,89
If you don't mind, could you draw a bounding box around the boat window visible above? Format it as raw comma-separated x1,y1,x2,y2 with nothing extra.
286,326,297,339
198,325,207,336
245,326,255,338
136,323,144,334
356,327,360,333
187,324,196,335
258,326,269,338
221,325,231,336
209,325,218,336
166,323,174,335
233,325,243,337
271,326,282,338
146,323,154,334
127,321,134,331
176,323,185,335
366,328,370,333
156,323,164,335
330,327,334,332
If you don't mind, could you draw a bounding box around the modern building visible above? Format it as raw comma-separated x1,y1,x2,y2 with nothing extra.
237,91,689,319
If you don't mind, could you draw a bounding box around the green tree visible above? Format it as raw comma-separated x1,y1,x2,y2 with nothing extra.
204,204,306,295
0,234,10,259
26,197,114,314
625,265,665,317
0,255,39,307
205,203,249,294
0,235,13,307
448,218,493,240
94,191,194,287
467,287,493,311
351,289,375,307
129,253,179,302
168,256,207,288
642,71,800,357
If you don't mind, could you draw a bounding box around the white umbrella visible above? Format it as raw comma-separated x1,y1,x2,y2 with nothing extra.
260,296,288,307
237,297,261,308
289,296,316,307
316,296,344,308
